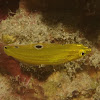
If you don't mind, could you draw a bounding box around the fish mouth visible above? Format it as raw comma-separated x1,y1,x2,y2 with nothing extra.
85,48,91,54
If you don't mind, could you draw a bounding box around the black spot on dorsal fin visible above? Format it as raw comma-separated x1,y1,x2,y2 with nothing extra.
35,45,43,49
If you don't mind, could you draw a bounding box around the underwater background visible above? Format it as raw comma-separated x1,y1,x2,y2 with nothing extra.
0,0,100,100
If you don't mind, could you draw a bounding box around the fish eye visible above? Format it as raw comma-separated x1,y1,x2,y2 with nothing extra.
79,50,86,56
4,46,7,49
35,45,43,49
81,52,85,56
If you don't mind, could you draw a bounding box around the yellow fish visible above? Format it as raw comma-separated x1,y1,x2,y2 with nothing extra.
4,44,91,65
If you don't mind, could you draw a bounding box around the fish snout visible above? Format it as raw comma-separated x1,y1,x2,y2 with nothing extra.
85,48,91,54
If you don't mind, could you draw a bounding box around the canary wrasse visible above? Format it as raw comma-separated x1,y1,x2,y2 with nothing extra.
4,44,91,65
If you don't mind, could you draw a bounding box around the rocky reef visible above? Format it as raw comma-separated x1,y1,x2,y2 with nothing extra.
0,0,100,100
